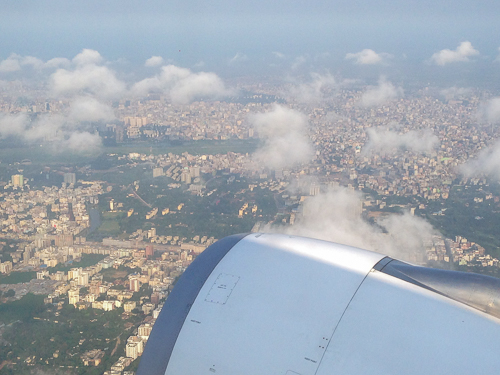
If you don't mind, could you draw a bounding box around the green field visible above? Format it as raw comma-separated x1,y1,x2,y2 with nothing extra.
97,211,125,236
425,184,500,259
0,293,45,323
0,271,36,285
0,295,143,375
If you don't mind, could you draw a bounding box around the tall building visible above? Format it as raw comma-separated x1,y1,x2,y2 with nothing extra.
181,170,192,184
0,261,13,274
129,276,141,292
23,248,32,264
115,126,124,143
190,166,200,178
145,244,154,258
68,288,80,305
309,184,320,196
78,272,89,286
138,322,153,339
68,267,82,280
126,342,139,360
124,301,137,313
151,292,160,305
153,168,163,178
11,174,23,187
126,336,144,360
55,234,74,247
63,173,76,185
123,116,148,127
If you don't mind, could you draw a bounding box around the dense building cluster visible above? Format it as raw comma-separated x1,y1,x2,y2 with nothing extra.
2,81,500,374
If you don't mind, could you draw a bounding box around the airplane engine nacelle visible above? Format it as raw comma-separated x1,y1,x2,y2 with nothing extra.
138,233,500,375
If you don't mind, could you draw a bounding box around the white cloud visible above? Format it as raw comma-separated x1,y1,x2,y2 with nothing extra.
68,97,115,123
478,97,500,123
63,131,102,153
0,54,73,73
20,56,44,69
24,114,65,142
0,112,29,136
272,51,286,59
50,50,126,99
440,86,472,100
0,54,22,73
360,78,403,107
460,141,500,179
145,56,164,67
44,57,71,69
264,187,436,263
363,127,439,154
285,72,337,103
229,52,248,65
291,55,308,70
131,65,232,104
72,49,103,66
430,41,479,66
250,104,314,169
345,49,392,65
0,97,113,153
463,97,500,176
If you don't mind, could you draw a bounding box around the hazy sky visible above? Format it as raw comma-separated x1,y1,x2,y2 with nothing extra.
1,0,500,81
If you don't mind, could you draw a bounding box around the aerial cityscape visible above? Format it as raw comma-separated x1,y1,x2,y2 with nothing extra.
2,0,500,374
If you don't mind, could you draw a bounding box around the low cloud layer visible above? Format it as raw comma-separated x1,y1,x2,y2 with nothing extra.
50,50,126,99
460,141,500,179
67,97,116,123
363,127,439,154
250,104,314,170
440,86,472,100
131,65,232,104
265,187,436,263
360,78,403,107
0,112,28,137
0,96,113,152
345,49,392,65
0,54,21,73
1,50,232,106
0,53,71,73
478,97,500,124
285,72,337,103
430,41,479,66
145,56,164,67
291,55,308,71
64,131,102,153
0,48,238,153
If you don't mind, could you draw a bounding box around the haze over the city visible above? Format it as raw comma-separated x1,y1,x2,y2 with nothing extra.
2,0,500,83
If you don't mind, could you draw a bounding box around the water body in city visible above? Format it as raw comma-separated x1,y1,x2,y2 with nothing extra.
88,207,101,234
